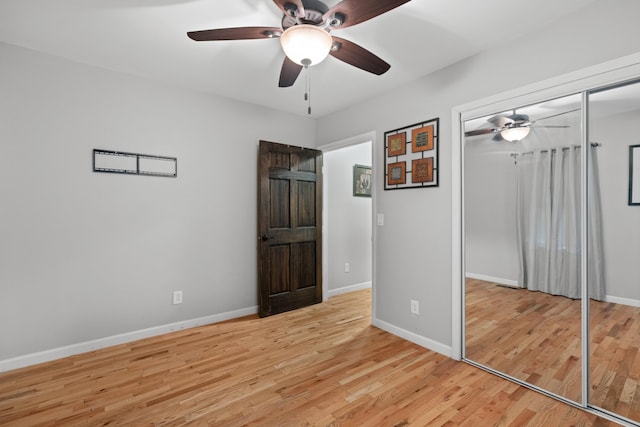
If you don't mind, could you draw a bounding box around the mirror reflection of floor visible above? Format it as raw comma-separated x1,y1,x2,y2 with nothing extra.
465,278,582,403
466,278,640,421
590,297,640,420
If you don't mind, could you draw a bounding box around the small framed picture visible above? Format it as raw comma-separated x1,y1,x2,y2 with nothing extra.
353,164,372,197
630,144,640,205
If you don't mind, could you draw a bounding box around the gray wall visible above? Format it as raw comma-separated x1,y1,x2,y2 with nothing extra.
316,0,640,349
591,109,640,302
0,43,315,360
2,0,640,366
324,142,372,293
464,144,519,284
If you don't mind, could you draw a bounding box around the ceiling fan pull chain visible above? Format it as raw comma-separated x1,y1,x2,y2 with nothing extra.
305,65,312,115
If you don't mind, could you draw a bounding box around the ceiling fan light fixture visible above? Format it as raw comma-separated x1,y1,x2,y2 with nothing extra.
500,126,531,142
280,24,332,67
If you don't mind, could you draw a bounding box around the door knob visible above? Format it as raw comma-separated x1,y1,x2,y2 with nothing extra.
260,234,274,241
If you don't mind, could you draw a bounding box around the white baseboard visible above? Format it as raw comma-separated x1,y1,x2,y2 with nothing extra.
372,318,452,358
328,281,372,298
467,273,640,308
465,272,519,288
604,295,640,308
0,305,258,373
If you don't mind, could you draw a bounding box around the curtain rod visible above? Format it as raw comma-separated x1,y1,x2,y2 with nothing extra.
510,142,601,158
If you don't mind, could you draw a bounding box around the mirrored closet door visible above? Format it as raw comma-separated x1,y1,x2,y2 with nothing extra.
588,80,640,424
462,78,640,425
463,93,585,404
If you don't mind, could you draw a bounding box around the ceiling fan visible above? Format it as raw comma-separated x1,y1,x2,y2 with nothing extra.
187,0,411,88
465,112,572,142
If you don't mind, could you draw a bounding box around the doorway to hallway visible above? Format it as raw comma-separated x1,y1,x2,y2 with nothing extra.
322,139,373,300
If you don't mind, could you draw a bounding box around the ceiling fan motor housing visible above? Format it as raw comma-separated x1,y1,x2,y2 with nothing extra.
508,114,531,126
282,0,329,29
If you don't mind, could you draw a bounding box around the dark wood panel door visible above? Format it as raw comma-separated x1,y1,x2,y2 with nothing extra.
258,140,323,317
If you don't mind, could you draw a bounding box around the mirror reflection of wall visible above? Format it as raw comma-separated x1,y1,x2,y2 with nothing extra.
588,81,640,422
464,93,586,403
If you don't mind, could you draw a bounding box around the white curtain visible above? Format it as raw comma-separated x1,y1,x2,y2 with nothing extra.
516,146,604,300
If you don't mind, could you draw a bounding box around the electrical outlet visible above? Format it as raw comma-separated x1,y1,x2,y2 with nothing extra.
344,262,350,273
173,291,183,305
410,299,419,315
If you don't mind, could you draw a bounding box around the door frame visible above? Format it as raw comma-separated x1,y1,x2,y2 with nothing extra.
451,53,640,423
318,131,376,317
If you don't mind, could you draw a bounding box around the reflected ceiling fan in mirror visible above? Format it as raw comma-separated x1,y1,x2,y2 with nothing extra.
187,0,411,113
465,111,573,142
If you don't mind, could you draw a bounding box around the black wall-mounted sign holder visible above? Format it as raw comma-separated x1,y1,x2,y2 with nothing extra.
93,149,177,178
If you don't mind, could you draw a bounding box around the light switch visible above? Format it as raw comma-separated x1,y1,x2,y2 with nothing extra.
377,213,384,226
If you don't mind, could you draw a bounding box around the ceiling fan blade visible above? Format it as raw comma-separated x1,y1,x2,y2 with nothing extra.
187,27,282,41
487,115,514,128
329,36,390,75
279,56,303,87
272,0,306,19
323,0,411,29
465,128,498,137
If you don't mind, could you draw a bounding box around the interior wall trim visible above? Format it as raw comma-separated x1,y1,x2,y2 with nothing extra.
317,131,376,153
0,305,258,373
465,275,640,307
605,295,640,308
465,272,518,288
455,51,640,123
373,318,452,358
327,282,372,298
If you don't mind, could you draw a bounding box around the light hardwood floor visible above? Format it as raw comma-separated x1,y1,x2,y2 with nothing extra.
0,289,615,426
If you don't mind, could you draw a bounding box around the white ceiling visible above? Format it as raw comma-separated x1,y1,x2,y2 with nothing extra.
0,0,600,118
